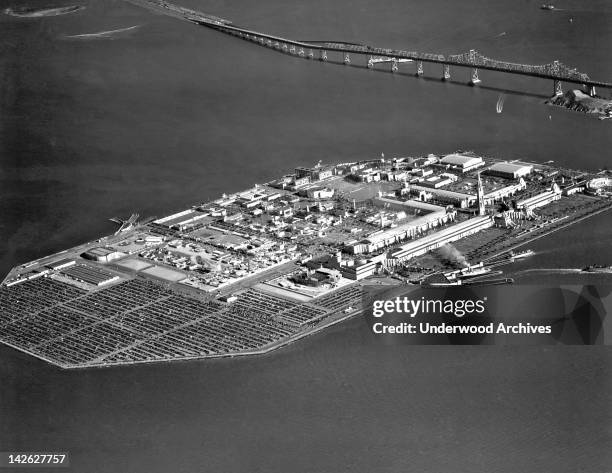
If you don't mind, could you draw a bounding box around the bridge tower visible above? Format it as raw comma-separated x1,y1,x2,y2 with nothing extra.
470,68,481,85
320,50,328,61
391,59,399,73
477,172,486,216
344,52,351,65
553,80,563,96
442,64,451,81
588,85,596,97
416,60,424,76
468,49,481,85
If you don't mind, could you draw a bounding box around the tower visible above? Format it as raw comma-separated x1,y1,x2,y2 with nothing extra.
477,172,485,216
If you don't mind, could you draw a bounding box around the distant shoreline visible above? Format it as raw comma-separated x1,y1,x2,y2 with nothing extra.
4,5,84,18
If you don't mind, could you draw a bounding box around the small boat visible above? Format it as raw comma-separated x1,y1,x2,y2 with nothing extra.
541,4,555,10
582,264,612,273
510,249,534,261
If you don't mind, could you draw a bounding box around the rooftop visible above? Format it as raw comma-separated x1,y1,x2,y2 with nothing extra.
440,154,483,167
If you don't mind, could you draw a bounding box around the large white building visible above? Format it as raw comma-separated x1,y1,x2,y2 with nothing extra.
485,162,533,179
406,178,526,208
381,216,494,265
439,154,484,173
516,184,562,210
346,200,455,254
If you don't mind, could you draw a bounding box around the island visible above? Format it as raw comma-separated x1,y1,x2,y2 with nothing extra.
547,89,612,119
1,152,611,368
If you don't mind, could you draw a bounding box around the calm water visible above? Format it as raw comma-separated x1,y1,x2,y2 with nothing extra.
1,0,611,471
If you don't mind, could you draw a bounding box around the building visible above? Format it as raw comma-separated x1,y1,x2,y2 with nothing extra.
420,176,453,189
276,206,294,218
407,177,526,209
438,154,484,173
485,162,533,179
47,258,76,271
482,178,526,203
292,176,311,189
516,184,562,210
292,267,341,287
383,216,494,265
153,209,209,232
346,202,454,254
307,187,335,200
407,185,475,208
372,196,444,213
295,165,334,182
82,247,125,263
340,259,377,280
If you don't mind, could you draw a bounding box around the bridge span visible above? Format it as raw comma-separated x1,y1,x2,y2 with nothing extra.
128,0,612,97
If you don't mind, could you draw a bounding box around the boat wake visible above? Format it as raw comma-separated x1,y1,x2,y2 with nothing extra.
496,94,506,113
63,25,141,40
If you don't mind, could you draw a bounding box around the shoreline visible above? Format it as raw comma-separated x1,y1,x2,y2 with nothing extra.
484,203,612,263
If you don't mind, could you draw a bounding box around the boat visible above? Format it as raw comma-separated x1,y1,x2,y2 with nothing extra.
510,249,534,261
582,264,612,273
463,278,514,286
443,262,492,281
541,4,555,10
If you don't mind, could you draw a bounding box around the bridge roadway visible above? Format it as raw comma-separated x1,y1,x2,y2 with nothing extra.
126,0,612,95
197,18,612,93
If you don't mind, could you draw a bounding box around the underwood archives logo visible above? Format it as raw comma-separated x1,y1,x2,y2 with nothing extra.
364,285,610,344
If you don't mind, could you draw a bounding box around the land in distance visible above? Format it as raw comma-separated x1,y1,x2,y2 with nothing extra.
547,89,612,119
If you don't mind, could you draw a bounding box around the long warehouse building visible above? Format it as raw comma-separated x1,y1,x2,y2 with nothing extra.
381,216,494,266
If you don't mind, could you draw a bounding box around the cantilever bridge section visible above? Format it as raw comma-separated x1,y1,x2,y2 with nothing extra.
193,16,611,97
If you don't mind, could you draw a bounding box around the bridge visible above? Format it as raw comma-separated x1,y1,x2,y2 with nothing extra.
128,0,612,97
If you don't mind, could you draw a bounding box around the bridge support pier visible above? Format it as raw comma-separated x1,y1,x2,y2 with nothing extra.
588,85,596,97
266,40,272,47
416,60,424,76
320,50,328,61
308,49,314,59
298,48,305,57
442,64,450,81
274,42,280,49
470,68,481,85
282,44,289,53
367,56,374,68
554,80,563,96
289,45,296,55
391,59,399,73
344,53,351,65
